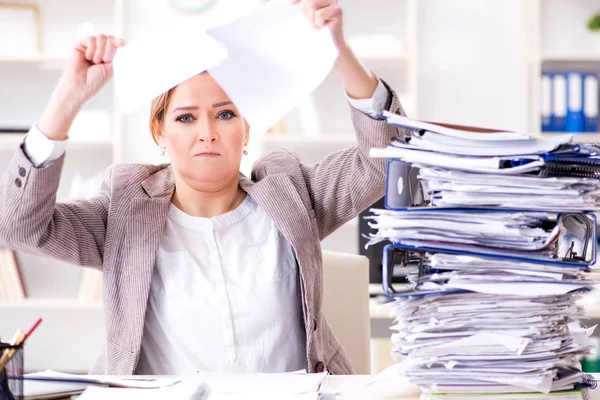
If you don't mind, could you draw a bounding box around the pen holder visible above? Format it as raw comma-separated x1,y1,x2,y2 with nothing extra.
0,343,23,400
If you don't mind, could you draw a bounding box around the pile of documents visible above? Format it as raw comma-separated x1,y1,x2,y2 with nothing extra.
368,114,600,399
370,112,600,210
23,370,329,400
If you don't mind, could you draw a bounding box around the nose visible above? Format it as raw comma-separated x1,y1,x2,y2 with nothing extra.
197,117,218,143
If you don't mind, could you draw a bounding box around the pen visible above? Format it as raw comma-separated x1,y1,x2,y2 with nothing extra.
24,318,43,341
0,330,24,370
0,318,43,370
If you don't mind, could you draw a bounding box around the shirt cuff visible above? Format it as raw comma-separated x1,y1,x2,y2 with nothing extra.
22,124,68,168
345,79,391,119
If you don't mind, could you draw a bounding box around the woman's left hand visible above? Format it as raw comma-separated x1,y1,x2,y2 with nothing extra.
291,0,345,49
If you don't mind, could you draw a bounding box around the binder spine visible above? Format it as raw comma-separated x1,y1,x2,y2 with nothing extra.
541,72,553,132
553,73,568,132
584,73,599,133
566,72,584,133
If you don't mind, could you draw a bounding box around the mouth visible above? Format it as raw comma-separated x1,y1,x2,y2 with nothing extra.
194,151,221,158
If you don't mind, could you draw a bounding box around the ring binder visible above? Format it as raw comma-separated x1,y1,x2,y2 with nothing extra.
380,212,596,298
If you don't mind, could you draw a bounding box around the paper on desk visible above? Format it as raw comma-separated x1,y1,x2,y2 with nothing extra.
113,0,337,135
191,370,328,395
369,147,545,175
23,370,180,389
383,112,529,141
78,381,210,400
24,371,90,399
78,372,327,400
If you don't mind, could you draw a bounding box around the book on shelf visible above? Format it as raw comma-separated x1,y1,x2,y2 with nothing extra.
0,248,25,300
542,71,599,133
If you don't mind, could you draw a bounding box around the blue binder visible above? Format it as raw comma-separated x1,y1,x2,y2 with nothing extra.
541,72,553,132
566,72,584,133
381,212,597,298
584,73,599,133
552,73,567,132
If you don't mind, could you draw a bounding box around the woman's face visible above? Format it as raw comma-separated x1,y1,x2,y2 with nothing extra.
157,73,248,191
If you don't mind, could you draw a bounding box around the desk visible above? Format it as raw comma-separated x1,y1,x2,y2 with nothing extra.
44,375,421,399
33,375,600,400
329,375,420,399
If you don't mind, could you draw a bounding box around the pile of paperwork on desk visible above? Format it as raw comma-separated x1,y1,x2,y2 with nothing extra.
368,113,600,399
23,370,329,400
371,112,600,210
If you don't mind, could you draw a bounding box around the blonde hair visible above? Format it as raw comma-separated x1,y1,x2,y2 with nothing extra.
149,88,176,146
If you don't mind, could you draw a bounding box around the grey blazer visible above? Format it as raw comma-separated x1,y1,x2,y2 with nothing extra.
0,83,405,375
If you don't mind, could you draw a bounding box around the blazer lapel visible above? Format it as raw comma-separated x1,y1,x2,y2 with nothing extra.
115,166,174,371
239,173,320,329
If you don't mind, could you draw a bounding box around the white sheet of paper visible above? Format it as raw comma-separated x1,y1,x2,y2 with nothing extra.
78,382,210,400
445,280,588,296
207,0,337,134
23,370,180,389
113,29,229,114
189,371,328,395
113,0,337,135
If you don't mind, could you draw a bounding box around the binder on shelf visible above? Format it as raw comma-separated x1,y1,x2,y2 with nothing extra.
541,72,553,132
552,73,567,132
584,73,599,133
566,72,584,133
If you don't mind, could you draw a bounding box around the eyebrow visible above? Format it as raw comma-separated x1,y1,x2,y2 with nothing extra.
171,101,233,113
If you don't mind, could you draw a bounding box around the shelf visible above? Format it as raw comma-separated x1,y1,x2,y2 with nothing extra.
0,55,69,69
0,133,113,151
539,54,600,63
0,298,102,309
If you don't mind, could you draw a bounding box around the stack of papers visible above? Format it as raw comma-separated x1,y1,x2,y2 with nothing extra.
367,114,600,399
379,254,597,398
370,112,600,210
417,167,600,210
366,210,559,251
26,370,330,400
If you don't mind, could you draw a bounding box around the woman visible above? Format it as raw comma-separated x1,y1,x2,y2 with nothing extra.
0,0,406,375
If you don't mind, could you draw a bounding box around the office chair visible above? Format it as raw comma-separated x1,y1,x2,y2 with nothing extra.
321,251,371,374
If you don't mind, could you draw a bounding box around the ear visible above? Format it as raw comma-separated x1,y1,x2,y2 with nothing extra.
244,119,251,145
153,120,166,148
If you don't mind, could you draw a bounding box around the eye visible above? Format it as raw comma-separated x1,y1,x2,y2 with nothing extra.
217,110,236,120
176,114,195,123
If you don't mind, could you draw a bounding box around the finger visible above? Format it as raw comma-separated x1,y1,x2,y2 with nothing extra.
103,36,116,63
290,0,301,4
84,36,96,61
304,0,332,8
301,1,317,28
115,37,126,48
93,34,107,64
315,4,341,28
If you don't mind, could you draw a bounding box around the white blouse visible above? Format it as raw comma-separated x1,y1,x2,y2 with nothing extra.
135,195,307,374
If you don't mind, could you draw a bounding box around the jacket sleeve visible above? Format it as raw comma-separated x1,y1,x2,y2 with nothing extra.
0,146,111,270
299,80,409,240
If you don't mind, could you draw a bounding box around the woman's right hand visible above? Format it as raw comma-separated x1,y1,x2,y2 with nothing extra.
38,34,126,141
65,34,126,105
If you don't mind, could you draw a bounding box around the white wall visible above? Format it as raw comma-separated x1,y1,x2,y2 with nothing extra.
416,0,528,132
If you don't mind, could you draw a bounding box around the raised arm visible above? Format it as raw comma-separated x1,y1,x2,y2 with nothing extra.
290,0,408,239
0,34,125,269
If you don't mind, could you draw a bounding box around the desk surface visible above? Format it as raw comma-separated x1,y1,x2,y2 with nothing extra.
45,375,600,400
330,375,420,399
